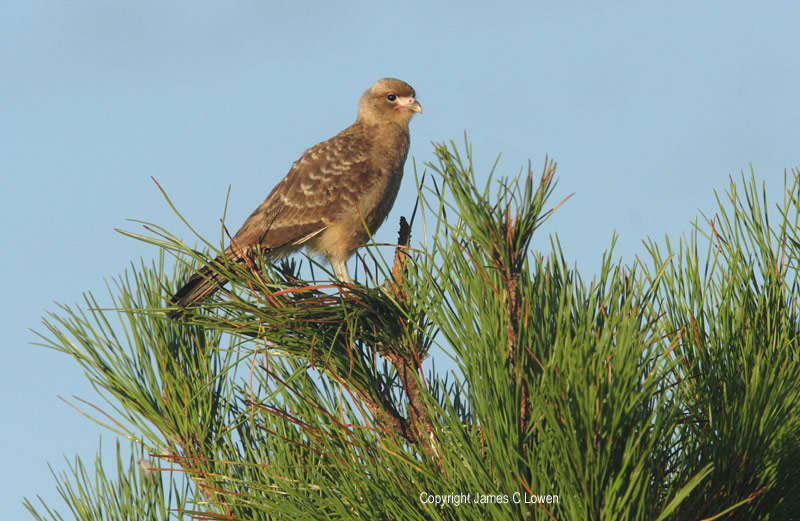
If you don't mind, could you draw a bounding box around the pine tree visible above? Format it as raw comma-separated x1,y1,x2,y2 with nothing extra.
26,140,800,520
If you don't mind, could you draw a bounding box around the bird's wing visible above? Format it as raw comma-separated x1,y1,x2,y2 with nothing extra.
231,129,377,252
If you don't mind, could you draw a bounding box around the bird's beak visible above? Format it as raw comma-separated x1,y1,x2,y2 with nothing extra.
397,96,423,114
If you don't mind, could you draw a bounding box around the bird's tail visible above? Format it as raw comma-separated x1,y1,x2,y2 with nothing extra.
168,251,238,318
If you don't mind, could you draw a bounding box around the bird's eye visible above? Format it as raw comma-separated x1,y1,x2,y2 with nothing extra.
386,93,397,102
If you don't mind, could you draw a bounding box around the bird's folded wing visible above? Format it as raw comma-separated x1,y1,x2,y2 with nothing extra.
231,130,378,251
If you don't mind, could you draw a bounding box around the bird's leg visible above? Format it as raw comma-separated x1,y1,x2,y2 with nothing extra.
332,259,351,284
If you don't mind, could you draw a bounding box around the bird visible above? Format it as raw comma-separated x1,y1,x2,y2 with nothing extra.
168,77,422,316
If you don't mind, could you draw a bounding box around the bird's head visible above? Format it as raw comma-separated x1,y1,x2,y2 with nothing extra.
358,78,422,126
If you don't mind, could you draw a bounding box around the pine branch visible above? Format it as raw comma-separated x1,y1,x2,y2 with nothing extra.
29,141,800,520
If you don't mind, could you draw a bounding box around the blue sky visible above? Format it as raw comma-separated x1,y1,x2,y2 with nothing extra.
3,2,799,516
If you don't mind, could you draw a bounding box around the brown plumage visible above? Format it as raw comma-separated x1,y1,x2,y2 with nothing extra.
169,78,421,315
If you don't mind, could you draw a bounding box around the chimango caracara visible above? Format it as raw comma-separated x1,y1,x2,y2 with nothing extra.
169,78,421,315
